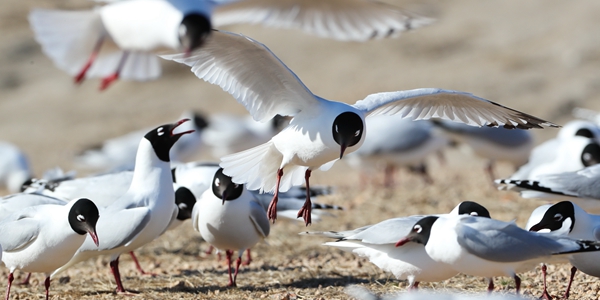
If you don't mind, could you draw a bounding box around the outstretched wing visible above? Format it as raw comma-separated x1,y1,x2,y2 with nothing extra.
161,30,319,122
213,0,433,41
353,88,559,129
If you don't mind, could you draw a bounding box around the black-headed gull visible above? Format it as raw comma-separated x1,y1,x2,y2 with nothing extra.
75,111,207,172
50,119,193,293
509,120,600,180
192,168,270,286
496,164,600,214
161,30,558,226
29,0,212,90
301,201,490,289
0,141,32,194
345,117,448,186
396,214,600,294
432,120,533,181
529,201,600,299
29,0,431,90
0,198,99,300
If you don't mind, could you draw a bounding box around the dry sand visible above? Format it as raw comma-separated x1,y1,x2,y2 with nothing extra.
1,0,600,299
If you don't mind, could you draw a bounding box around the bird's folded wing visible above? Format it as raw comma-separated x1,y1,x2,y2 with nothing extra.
456,217,558,262
249,200,270,238
0,218,40,252
87,207,151,251
352,88,559,129
212,0,433,41
160,30,318,122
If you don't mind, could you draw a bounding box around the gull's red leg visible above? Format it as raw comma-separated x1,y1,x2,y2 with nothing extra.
296,169,312,226
267,169,284,223
225,250,235,287
100,51,129,91
75,36,105,84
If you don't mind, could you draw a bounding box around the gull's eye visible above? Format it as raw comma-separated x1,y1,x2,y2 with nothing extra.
553,213,563,222
77,214,86,222
157,127,164,136
234,184,240,188
214,178,220,187
335,125,339,133
414,224,422,234
178,203,188,210
470,212,479,216
354,130,360,137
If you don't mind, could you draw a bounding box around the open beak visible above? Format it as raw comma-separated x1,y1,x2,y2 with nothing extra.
395,237,411,247
529,224,542,232
171,118,195,137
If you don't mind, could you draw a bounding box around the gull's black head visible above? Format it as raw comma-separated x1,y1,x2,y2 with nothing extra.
529,201,575,233
457,201,491,218
192,112,209,130
575,128,595,139
581,143,600,167
212,168,244,204
395,216,439,247
175,186,196,220
144,119,195,162
332,112,363,159
179,13,212,55
68,198,100,246
271,115,289,131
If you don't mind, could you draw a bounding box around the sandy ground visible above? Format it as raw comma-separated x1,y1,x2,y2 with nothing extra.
1,0,600,299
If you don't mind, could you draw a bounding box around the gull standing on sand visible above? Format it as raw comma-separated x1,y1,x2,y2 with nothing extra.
50,119,194,293
0,198,100,300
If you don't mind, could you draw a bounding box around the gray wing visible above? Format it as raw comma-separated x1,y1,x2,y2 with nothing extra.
79,206,151,251
497,165,600,200
352,88,559,129
213,0,433,41
249,200,270,238
302,216,424,245
455,217,565,262
0,193,67,220
0,209,41,252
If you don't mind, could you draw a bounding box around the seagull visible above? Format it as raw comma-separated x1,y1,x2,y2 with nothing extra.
0,141,32,194
0,198,100,300
29,0,431,90
161,30,558,226
29,0,212,90
192,167,270,287
432,119,533,181
75,111,207,172
49,119,194,293
509,120,600,180
301,201,490,289
345,117,449,186
496,164,600,214
529,201,600,299
524,204,570,300
202,114,289,158
395,214,600,294
13,177,198,276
